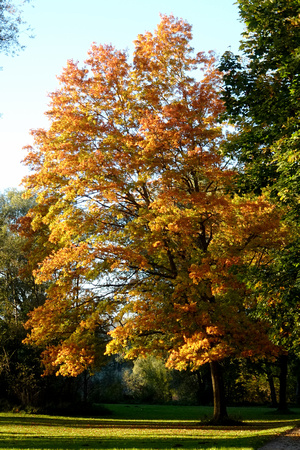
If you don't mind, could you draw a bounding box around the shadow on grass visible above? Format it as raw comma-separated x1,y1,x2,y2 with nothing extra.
0,434,281,449
0,415,298,449
0,414,298,430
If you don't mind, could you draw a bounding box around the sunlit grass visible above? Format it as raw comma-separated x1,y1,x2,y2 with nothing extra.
0,404,298,449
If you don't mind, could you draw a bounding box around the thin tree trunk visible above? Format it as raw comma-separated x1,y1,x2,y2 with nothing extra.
278,354,289,412
83,370,88,404
210,360,228,423
195,370,204,405
266,368,277,408
296,373,300,406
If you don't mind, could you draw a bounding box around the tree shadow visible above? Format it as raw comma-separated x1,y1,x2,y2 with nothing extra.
0,414,298,449
0,434,284,449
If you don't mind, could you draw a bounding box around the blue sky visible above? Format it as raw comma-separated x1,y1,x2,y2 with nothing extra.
0,0,244,192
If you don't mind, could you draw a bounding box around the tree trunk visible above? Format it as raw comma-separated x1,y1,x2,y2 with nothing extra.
296,373,300,406
266,368,277,408
83,370,88,404
278,354,289,412
195,370,204,405
210,360,228,423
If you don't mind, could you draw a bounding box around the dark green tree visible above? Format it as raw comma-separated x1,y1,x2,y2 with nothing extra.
219,0,300,411
220,0,300,197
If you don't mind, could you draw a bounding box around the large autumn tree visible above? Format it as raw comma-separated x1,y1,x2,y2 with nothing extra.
22,15,287,422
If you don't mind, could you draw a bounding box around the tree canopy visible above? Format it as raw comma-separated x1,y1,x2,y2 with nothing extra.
220,0,300,198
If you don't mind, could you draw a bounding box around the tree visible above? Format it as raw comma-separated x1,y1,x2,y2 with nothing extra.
0,189,45,407
219,0,300,197
123,355,173,403
219,0,300,411
0,0,31,55
245,239,300,411
22,15,287,422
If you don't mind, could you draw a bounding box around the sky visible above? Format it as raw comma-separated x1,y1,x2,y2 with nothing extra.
0,0,244,193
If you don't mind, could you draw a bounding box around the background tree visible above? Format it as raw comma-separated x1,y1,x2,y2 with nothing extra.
0,0,32,55
219,0,300,411
22,15,287,422
123,355,173,404
0,189,45,407
219,0,300,197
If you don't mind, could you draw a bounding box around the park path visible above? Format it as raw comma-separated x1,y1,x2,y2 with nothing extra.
258,426,300,449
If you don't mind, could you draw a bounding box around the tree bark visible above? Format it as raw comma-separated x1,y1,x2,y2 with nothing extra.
83,370,88,404
266,368,277,408
278,354,289,412
296,373,300,406
210,360,228,423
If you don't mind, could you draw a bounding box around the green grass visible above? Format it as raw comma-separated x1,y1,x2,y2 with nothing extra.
0,404,299,449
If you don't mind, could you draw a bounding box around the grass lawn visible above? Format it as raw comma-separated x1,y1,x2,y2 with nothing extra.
0,404,299,449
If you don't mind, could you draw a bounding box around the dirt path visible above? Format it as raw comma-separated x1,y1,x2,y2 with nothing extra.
259,427,300,449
